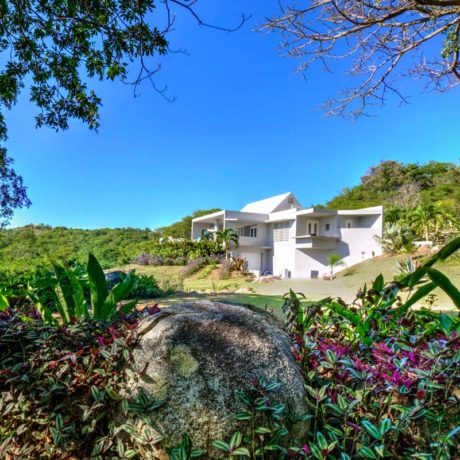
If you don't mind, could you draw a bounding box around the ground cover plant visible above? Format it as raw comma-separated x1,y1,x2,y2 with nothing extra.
0,307,167,459
281,237,460,459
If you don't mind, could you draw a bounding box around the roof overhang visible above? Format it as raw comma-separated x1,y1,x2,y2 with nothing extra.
192,211,225,223
338,205,383,216
296,208,337,217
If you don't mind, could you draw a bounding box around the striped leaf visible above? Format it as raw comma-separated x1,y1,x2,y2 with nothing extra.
229,432,242,450
212,440,231,452
231,447,250,457
362,420,383,440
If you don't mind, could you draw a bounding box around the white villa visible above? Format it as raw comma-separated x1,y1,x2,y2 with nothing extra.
191,193,384,279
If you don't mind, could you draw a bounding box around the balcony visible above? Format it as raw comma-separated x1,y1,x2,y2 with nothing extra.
295,235,338,250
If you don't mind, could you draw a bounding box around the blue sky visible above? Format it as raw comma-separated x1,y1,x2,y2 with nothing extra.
6,1,460,229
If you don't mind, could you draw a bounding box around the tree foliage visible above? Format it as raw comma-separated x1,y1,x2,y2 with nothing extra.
263,1,460,117
328,160,460,248
0,149,31,226
0,209,222,271
327,160,460,215
0,225,157,271
0,1,245,224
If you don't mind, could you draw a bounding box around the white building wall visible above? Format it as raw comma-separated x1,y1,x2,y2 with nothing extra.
320,216,339,237
338,228,382,267
192,200,384,279
272,220,297,277
294,249,330,278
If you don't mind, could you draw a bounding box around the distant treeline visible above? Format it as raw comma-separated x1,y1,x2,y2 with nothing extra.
0,226,156,271
0,208,220,272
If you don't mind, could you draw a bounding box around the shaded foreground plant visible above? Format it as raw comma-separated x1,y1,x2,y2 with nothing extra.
0,308,166,459
211,376,308,459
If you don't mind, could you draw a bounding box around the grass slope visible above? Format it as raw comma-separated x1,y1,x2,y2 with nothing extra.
124,253,460,311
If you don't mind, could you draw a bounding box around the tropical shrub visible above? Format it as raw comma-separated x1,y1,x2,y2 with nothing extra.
146,241,223,260
218,260,233,280
0,269,56,311
375,223,416,254
281,237,460,459
129,273,168,299
231,256,247,272
26,254,138,325
326,253,345,279
0,308,165,459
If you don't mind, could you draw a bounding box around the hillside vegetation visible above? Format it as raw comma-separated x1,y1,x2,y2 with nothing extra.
156,208,220,239
327,160,460,215
0,209,220,271
0,225,157,271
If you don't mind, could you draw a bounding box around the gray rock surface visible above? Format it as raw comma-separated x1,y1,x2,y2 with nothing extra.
130,300,307,455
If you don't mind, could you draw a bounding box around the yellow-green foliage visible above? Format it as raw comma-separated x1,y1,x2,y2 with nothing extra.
0,225,157,271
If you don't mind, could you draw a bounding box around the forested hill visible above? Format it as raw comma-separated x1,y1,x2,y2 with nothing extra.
326,160,460,217
0,209,220,271
0,226,157,271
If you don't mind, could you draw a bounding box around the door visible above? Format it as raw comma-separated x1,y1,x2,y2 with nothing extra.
240,252,261,271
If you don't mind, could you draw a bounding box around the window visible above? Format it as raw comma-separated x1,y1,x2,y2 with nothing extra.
346,219,353,228
237,226,248,237
274,222,289,241
306,221,319,235
325,223,330,231
237,225,257,238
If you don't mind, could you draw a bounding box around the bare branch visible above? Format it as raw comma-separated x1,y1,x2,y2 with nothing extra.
261,0,460,117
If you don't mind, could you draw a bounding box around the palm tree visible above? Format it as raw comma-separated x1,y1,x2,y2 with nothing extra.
327,253,345,279
215,228,239,260
410,205,433,242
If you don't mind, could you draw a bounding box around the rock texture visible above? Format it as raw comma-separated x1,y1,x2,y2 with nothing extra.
130,300,307,454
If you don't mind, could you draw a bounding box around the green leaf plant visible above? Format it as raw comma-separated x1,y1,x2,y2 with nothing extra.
27,253,137,325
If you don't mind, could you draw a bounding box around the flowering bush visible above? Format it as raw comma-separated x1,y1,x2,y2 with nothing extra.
181,256,220,278
132,253,189,266
218,260,233,280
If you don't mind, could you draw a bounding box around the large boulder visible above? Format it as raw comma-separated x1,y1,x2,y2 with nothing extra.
130,300,307,456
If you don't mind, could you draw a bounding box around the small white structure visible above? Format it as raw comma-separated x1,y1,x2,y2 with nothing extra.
192,193,383,279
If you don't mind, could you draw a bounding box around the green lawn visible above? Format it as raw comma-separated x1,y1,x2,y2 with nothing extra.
120,253,460,311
